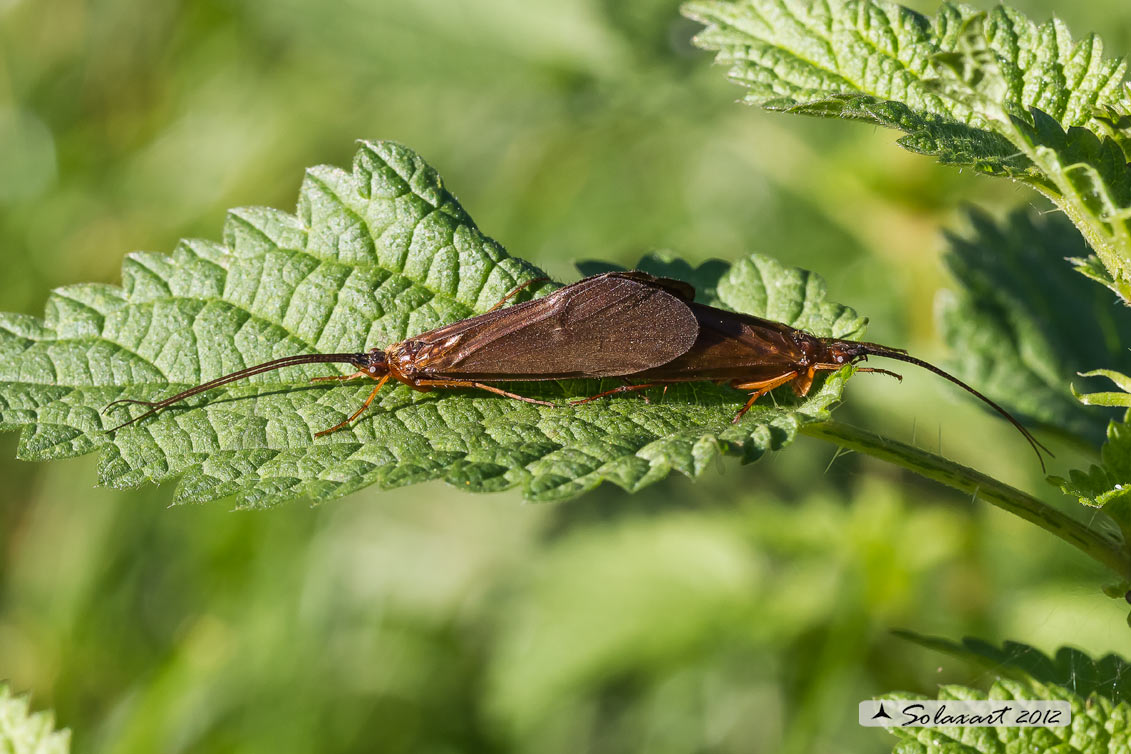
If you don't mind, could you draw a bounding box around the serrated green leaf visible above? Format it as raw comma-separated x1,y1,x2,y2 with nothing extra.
937,208,1131,444
883,676,1129,753
1052,369,1131,521
683,0,1131,301
884,634,1131,753
1072,253,1122,290
0,685,70,754
0,141,867,505
1072,369,1131,409
1093,84,1131,157
683,1,1126,168
1007,106,1131,296
894,631,1131,706
1053,418,1131,511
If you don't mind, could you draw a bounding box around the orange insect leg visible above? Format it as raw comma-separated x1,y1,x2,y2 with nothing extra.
412,379,555,407
730,371,799,423
791,366,816,397
314,374,390,437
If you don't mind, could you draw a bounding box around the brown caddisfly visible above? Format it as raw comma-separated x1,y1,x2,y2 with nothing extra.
571,285,1052,470
103,271,700,436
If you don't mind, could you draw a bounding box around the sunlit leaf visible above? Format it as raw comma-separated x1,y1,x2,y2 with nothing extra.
884,633,1131,753
1053,418,1131,511
894,631,1131,705
1072,369,1131,409
684,0,1131,301
880,676,1128,753
0,141,865,505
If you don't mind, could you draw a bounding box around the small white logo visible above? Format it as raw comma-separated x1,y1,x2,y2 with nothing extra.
859,700,1070,727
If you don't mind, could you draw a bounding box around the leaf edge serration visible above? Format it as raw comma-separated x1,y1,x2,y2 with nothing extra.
0,141,866,506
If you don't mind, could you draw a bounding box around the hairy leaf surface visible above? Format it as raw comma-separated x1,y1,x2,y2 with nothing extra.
1054,417,1131,513
885,633,1131,753
0,141,865,505
684,0,1131,300
1048,368,1131,524
895,631,1131,706
881,676,1129,753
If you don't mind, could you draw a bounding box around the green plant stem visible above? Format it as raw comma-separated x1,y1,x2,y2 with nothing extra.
802,420,1131,582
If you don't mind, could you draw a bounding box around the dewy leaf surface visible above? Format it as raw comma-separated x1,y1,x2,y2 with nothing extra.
0,141,866,506
1054,417,1131,513
684,0,1131,300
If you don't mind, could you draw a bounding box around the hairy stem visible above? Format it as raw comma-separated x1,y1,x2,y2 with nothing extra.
802,420,1131,582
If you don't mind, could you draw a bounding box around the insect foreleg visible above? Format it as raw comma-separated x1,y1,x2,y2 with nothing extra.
730,372,799,423
314,374,391,437
412,379,556,407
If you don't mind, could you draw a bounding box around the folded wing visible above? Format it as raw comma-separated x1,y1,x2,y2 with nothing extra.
632,302,807,382
409,272,699,379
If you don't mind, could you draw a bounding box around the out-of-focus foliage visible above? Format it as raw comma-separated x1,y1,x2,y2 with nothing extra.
4,1,1131,753
937,208,1131,444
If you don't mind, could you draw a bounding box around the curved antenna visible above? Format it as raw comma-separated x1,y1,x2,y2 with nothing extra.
103,352,369,431
856,343,1053,473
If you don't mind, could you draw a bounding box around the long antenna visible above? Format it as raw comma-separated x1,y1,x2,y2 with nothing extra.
858,343,1053,473
102,352,368,431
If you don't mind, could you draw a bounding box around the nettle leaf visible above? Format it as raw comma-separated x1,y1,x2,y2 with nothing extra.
1093,86,1131,156
937,208,1131,444
1050,369,1131,521
683,0,1131,301
895,632,1131,706
683,0,1126,170
1073,369,1131,409
0,685,70,754
886,633,1131,753
0,141,866,506
881,676,1130,753
1054,417,1131,512
1008,106,1131,301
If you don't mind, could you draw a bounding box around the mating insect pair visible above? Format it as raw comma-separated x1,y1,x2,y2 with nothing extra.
104,270,1051,468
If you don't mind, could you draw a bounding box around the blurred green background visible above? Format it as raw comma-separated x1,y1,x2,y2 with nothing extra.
2,1,1131,752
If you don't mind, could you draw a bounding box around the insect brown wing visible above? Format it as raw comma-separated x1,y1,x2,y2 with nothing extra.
633,302,808,382
406,272,699,380
611,271,696,303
